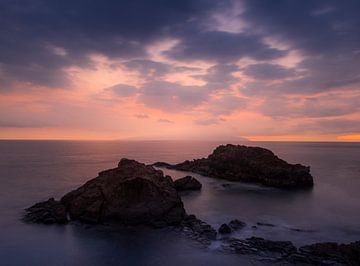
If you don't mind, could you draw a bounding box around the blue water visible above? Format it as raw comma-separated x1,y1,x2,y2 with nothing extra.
0,140,359,265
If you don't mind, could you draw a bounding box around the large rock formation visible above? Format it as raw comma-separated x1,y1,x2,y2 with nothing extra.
156,144,314,188
25,159,186,227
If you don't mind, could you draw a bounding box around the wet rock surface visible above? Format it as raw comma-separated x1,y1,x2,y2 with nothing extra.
174,175,202,191
290,241,360,265
23,198,68,224
25,159,185,227
180,214,217,245
222,237,297,257
155,144,314,189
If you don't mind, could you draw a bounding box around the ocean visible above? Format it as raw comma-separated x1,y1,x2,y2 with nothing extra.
0,140,359,265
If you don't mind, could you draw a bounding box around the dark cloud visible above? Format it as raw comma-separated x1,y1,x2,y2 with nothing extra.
259,94,360,119
242,63,296,80
0,0,220,88
240,0,360,94
195,64,239,91
164,31,286,63
123,60,171,78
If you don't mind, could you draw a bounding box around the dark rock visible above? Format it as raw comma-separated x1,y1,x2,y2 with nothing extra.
24,198,68,224
180,214,217,245
26,159,186,227
223,237,297,257
174,175,202,191
152,161,172,168
163,144,314,189
219,223,232,234
229,219,246,230
257,222,275,227
292,241,360,265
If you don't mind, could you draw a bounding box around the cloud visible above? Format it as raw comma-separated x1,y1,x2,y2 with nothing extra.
158,118,174,123
164,31,286,63
106,84,137,97
194,118,221,125
138,81,208,112
242,63,296,80
0,0,220,89
294,119,360,134
135,114,149,119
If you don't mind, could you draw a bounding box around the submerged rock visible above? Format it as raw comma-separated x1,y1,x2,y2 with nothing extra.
156,144,314,189
219,223,232,234
174,175,202,191
229,219,246,230
25,159,186,227
23,198,68,224
223,237,297,257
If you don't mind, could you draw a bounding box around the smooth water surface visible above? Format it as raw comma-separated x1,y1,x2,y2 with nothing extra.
0,140,359,265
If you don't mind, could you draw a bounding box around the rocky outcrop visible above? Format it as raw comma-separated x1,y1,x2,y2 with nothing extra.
174,176,202,191
180,214,217,245
156,144,314,189
23,198,68,224
25,159,186,227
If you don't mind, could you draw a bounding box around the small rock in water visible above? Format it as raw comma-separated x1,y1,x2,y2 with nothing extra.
174,175,202,191
218,224,232,234
257,222,275,227
229,219,246,230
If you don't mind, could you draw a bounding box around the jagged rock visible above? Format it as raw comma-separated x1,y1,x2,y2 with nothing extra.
219,223,232,234
24,198,68,224
156,144,314,189
26,159,186,227
229,219,246,230
174,175,202,191
180,214,217,245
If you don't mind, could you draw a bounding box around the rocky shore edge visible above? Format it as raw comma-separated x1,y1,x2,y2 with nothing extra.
23,153,358,265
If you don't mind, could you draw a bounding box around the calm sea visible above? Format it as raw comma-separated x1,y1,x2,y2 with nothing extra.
0,140,359,265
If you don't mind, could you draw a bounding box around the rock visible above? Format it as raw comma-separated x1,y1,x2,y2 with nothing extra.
152,162,172,168
229,219,246,230
223,237,297,257
180,214,217,245
26,159,186,227
174,175,202,191
292,241,360,265
24,198,68,224
219,223,232,234
257,222,275,227
161,144,314,189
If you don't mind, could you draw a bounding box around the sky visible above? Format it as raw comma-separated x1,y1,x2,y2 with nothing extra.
0,0,359,141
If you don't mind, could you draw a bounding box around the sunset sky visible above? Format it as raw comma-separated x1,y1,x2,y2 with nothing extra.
0,0,359,141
